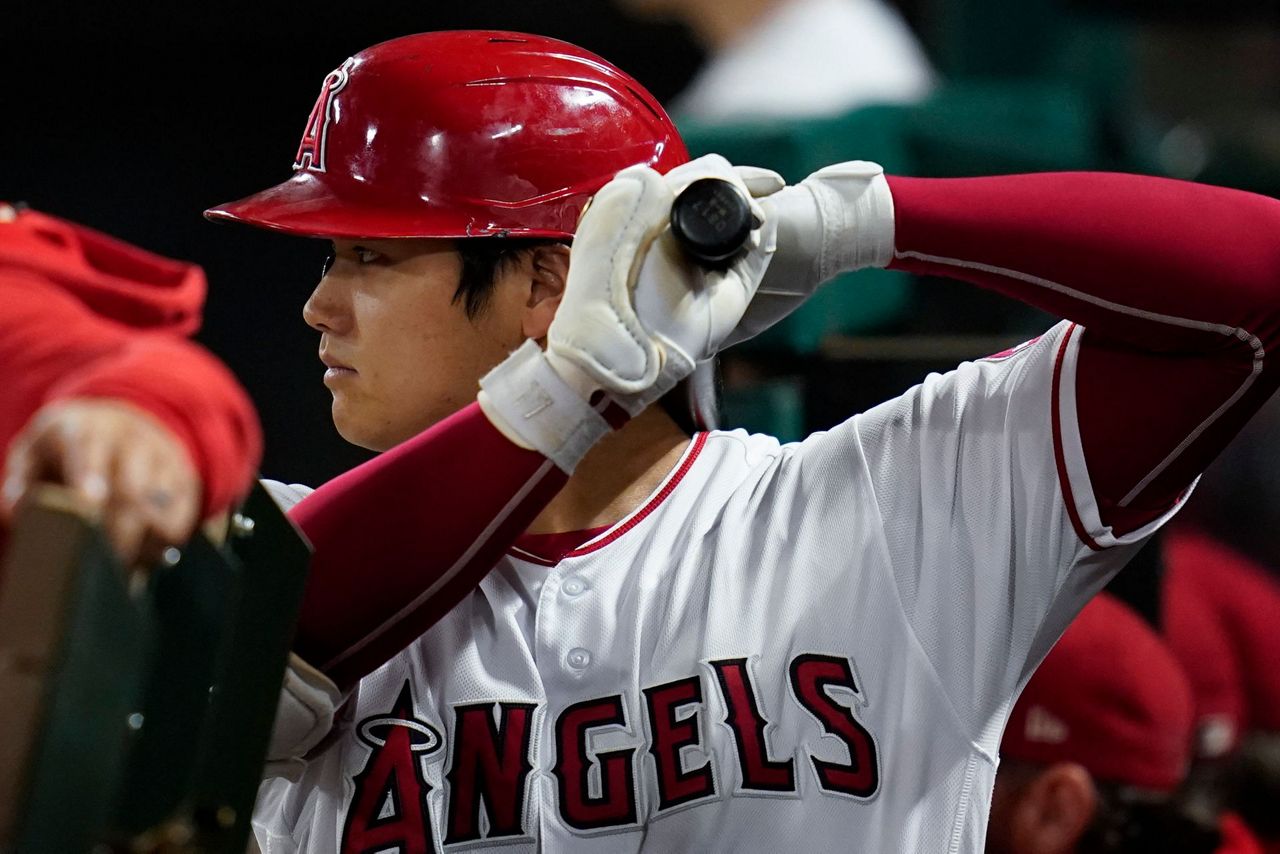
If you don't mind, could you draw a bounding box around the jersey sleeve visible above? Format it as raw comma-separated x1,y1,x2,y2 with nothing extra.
885,172,1280,536
792,320,1189,740
804,169,1280,739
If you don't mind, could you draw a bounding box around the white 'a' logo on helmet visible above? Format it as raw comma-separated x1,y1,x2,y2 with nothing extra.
293,58,355,173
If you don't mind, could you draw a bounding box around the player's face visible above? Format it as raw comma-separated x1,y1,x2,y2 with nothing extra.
303,238,534,451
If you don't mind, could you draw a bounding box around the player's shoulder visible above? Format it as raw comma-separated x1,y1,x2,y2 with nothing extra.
859,319,1079,429
702,428,793,467
693,428,824,491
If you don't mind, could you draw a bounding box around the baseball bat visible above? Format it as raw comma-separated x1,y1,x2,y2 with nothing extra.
669,177,757,267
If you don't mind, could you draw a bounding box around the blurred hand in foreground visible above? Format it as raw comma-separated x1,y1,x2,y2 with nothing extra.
2,399,202,566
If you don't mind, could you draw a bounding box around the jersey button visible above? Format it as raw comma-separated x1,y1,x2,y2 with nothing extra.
562,577,587,597
566,648,592,669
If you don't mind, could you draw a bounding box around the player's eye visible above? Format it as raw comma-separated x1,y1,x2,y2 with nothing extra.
353,246,382,264
321,251,335,277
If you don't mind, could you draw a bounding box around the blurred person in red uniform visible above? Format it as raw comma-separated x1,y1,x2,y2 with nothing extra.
0,202,261,562
1163,525,1280,853
986,592,1262,854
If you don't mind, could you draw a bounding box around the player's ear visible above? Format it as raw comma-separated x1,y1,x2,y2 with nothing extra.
1012,762,1097,854
522,243,570,342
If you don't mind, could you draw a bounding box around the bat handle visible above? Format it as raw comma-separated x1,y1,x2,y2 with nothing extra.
669,177,757,268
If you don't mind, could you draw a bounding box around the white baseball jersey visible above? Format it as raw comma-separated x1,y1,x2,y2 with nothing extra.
252,320,1191,854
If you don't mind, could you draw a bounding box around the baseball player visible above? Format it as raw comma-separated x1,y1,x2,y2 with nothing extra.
203,30,1280,854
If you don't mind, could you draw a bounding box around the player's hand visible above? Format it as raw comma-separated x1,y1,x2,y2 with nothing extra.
547,154,781,413
1,399,202,567
476,155,780,470
723,160,895,349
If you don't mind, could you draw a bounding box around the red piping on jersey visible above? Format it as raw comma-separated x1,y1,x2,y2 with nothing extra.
509,525,612,567
1051,324,1102,552
507,432,708,564
569,432,708,557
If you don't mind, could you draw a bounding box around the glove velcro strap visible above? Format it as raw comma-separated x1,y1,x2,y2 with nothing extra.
478,340,612,473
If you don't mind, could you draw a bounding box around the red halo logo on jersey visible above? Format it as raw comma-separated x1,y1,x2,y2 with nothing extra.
293,58,354,174
341,682,443,854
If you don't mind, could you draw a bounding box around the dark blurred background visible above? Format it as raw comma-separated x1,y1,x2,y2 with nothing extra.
5,0,1280,492
2,1,706,484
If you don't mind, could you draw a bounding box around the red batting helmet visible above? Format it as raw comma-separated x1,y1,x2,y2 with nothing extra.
205,30,690,239
206,30,718,429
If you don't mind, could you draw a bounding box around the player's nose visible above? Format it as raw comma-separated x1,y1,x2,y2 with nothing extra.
303,272,354,336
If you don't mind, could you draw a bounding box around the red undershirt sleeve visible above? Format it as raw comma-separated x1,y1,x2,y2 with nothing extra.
885,172,1280,536
287,403,571,689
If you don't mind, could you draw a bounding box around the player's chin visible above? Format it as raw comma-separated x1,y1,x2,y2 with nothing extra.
331,401,439,452
330,397,384,451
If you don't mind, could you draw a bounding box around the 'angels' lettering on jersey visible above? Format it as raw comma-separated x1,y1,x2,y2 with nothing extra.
338,652,880,851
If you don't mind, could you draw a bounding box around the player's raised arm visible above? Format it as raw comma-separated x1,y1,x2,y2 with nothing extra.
883,171,1280,535
759,165,1280,534
723,163,1280,738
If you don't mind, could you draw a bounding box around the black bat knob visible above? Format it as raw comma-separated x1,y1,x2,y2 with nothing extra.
670,177,756,267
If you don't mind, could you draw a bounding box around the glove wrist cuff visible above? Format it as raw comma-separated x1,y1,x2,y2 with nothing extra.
478,340,613,473
807,160,895,279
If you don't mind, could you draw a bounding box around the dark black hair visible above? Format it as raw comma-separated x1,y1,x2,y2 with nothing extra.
452,236,700,435
453,237,564,319
1183,734,1280,847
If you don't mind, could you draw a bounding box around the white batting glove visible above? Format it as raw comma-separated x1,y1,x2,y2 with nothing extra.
479,156,781,471
618,155,782,414
547,156,780,406
724,160,896,349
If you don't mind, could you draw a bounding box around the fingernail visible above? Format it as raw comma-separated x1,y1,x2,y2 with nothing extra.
2,477,20,504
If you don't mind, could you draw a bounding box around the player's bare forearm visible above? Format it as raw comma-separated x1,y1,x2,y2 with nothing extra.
885,172,1280,533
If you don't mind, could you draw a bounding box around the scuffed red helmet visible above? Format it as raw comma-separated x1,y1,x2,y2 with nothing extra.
204,30,690,239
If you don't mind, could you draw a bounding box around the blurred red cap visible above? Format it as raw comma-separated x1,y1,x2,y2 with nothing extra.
1163,528,1280,757
1002,592,1195,792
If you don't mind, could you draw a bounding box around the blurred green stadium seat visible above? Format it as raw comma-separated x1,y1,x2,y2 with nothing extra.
721,379,806,443
681,73,1113,436
681,106,918,355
